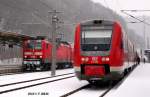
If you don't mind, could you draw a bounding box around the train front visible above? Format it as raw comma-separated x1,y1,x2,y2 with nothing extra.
74,20,117,82
23,39,44,71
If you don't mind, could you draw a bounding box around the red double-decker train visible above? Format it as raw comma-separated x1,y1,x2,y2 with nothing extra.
74,20,138,83
22,36,73,71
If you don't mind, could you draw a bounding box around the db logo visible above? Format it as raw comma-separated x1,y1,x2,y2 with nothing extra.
92,57,98,61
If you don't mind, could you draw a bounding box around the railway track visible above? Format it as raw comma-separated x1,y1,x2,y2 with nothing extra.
0,73,75,94
60,64,139,97
0,63,139,96
60,83,113,97
59,78,127,97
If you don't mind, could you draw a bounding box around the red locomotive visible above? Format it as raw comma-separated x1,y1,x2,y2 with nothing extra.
74,20,138,83
22,36,73,71
56,41,73,69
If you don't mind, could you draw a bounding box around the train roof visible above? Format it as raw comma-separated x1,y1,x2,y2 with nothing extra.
80,20,114,26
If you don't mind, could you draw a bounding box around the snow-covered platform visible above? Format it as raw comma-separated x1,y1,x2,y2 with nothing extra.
106,63,150,97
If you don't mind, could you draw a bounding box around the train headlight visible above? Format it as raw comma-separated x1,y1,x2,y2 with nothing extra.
102,57,106,62
102,57,110,62
39,56,42,58
106,57,110,61
81,57,89,62
24,56,27,58
81,58,85,62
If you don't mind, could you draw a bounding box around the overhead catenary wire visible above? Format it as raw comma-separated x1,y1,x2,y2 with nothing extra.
121,10,150,12
121,10,150,26
121,10,150,49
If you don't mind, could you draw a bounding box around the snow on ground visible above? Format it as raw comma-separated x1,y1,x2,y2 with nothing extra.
1,63,150,97
105,63,150,97
68,87,107,97
0,77,88,97
0,73,75,93
0,68,74,85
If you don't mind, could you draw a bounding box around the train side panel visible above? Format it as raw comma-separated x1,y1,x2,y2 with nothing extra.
74,25,81,71
109,22,124,75
56,42,73,68
42,40,52,70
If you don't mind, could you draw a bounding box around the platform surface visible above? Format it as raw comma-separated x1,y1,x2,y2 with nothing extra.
106,63,150,97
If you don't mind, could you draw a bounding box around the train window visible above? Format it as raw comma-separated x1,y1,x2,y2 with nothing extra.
25,40,42,49
26,40,34,49
81,44,110,51
82,30,112,39
81,29,112,51
35,41,42,49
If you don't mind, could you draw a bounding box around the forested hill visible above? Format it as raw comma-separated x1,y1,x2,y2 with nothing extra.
0,0,144,47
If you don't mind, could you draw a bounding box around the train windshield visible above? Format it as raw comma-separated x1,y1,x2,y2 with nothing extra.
81,26,112,51
35,40,42,49
25,40,42,49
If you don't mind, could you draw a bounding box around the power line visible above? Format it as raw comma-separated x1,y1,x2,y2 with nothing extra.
121,10,150,49
121,10,150,26
121,10,150,12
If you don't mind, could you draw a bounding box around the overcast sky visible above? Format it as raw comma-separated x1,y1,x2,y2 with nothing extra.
91,0,150,45
91,0,150,16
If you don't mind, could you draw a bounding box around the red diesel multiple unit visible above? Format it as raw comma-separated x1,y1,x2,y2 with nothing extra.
74,20,138,83
22,37,73,71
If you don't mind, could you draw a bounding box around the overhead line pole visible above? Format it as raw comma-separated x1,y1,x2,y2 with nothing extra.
49,10,62,76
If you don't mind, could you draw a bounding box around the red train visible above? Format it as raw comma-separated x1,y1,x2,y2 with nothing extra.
56,41,73,69
74,20,138,83
22,36,73,71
